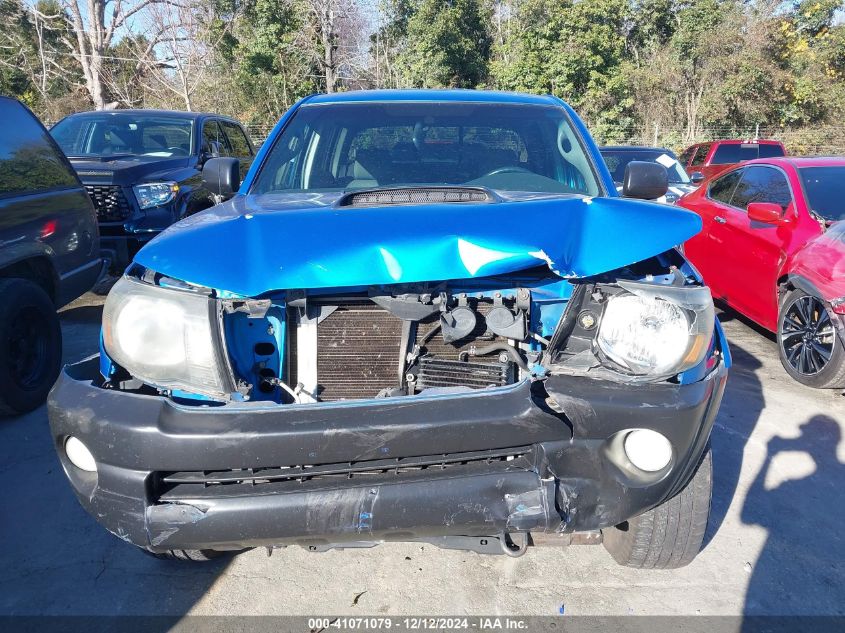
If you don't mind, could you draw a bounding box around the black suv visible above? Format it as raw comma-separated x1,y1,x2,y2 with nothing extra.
50,110,254,270
0,97,101,414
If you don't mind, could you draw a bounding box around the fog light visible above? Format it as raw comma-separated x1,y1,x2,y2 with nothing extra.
65,436,97,472
623,429,672,472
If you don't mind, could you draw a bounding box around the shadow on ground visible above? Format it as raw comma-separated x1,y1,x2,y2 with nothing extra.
742,414,845,617
0,303,231,620
704,339,766,548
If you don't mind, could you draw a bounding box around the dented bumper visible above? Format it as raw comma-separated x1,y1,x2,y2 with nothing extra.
48,354,727,553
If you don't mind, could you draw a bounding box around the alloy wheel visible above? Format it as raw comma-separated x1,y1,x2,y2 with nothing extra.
779,295,835,376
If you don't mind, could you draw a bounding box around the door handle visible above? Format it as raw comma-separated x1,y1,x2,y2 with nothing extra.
714,216,727,224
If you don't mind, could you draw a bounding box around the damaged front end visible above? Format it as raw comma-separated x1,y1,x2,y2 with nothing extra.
49,216,729,556
47,93,729,560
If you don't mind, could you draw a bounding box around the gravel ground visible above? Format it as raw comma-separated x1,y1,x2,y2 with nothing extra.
0,293,842,618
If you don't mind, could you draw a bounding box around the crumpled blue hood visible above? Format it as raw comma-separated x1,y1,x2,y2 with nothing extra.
134,193,702,297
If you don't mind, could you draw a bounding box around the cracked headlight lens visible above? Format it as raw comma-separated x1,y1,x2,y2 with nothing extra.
596,281,714,377
133,182,178,209
102,276,231,399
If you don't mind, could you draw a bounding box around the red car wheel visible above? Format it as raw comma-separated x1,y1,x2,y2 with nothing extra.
777,289,845,388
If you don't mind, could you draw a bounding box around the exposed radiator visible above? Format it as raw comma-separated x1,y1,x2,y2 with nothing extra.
287,300,515,401
288,303,402,401
416,356,511,390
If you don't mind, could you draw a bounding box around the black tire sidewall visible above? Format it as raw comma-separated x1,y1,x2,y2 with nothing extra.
0,279,62,414
777,288,845,388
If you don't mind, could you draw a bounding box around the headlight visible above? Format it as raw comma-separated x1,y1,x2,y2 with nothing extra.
596,280,714,377
102,276,232,399
133,182,179,209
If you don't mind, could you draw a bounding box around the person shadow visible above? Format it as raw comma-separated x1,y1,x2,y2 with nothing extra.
742,414,845,623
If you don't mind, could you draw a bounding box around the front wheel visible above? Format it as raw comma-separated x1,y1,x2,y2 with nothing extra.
777,289,845,389
602,445,712,569
0,278,62,415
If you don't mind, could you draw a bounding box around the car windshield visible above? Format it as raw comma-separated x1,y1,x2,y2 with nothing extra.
601,149,690,185
50,113,194,158
798,166,845,222
250,102,601,196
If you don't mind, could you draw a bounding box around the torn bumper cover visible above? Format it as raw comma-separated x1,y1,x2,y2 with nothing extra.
48,352,727,553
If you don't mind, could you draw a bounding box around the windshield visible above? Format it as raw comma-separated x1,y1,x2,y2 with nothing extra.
601,149,690,185
250,102,600,196
51,113,194,158
798,167,845,222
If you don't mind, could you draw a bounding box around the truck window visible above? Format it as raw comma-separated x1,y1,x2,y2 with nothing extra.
711,143,759,165
691,144,710,167
202,120,228,156
758,143,785,158
0,99,78,196
221,121,253,158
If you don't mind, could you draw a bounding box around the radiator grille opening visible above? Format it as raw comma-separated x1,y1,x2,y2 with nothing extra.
85,185,132,222
156,446,532,497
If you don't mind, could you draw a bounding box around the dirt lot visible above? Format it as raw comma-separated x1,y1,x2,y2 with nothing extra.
0,292,843,617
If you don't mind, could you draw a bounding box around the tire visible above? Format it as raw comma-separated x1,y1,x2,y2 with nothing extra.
0,278,62,416
92,274,119,296
602,445,712,569
777,288,845,389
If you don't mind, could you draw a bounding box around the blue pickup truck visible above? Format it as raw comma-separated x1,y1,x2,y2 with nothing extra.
49,90,729,568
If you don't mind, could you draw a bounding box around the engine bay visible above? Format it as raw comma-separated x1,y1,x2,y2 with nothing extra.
223,282,559,405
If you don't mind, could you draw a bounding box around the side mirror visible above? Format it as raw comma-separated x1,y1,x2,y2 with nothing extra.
622,161,668,200
200,141,222,165
690,172,704,185
747,202,782,225
202,157,240,200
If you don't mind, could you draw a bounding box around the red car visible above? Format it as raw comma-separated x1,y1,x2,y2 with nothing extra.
679,139,786,182
680,157,845,388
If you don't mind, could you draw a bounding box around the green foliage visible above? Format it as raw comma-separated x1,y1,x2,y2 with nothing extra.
3,0,844,142
490,0,633,137
214,0,320,124
399,0,493,88
0,0,84,118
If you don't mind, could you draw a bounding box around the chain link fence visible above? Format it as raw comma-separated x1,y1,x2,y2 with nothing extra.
247,123,845,156
599,125,845,157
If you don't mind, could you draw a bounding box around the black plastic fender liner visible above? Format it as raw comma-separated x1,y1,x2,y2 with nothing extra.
144,471,561,552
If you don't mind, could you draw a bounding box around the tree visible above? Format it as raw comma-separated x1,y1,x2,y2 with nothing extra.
0,0,82,116
128,0,222,110
399,0,493,88
370,0,415,88
214,0,319,123
58,0,188,109
491,0,632,138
